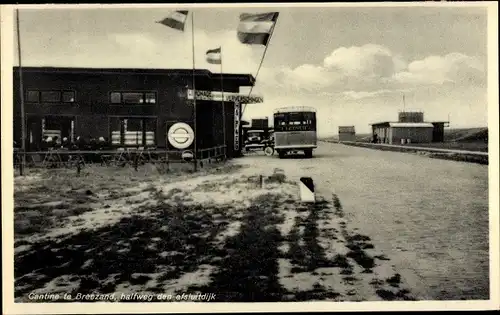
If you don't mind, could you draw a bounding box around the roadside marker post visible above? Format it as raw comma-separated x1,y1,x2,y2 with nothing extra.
299,177,315,203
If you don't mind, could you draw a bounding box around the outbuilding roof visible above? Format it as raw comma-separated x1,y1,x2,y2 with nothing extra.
388,122,434,128
371,121,435,128
338,126,355,132
274,106,317,114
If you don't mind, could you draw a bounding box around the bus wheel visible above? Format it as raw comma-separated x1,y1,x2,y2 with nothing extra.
278,150,286,159
304,149,313,158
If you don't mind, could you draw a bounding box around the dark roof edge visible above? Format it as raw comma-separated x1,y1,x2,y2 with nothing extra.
369,121,392,126
370,121,447,126
12,66,256,85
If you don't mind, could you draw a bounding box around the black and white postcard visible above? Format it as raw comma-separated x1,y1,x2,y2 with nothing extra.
1,2,499,314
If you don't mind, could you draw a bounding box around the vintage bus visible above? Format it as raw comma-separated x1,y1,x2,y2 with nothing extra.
273,106,317,158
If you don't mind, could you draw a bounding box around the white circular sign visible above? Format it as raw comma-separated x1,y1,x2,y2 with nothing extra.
168,122,194,149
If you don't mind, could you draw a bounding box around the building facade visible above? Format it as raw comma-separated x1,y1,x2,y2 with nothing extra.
13,67,262,158
371,122,434,144
338,126,356,142
371,111,448,144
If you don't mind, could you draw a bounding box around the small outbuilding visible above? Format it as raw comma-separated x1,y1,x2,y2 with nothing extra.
338,126,356,142
371,111,449,144
371,122,434,144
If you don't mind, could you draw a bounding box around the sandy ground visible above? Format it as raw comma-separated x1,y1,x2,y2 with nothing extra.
13,161,414,302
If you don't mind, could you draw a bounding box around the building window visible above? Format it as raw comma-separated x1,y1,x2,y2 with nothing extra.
26,90,39,102
109,91,157,104
122,92,144,104
145,92,156,104
40,91,61,103
110,92,121,104
62,91,76,103
26,90,76,103
110,117,157,146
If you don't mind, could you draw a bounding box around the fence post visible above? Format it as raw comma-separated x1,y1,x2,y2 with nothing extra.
77,158,81,176
19,151,25,176
166,152,170,173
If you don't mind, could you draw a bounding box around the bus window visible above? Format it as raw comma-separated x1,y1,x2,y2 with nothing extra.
274,111,317,132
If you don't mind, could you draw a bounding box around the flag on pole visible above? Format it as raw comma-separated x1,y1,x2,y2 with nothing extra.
157,10,189,31
237,12,279,45
206,47,222,64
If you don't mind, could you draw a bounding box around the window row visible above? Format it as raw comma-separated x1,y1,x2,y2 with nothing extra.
27,90,76,103
110,92,157,104
277,119,314,126
26,90,158,104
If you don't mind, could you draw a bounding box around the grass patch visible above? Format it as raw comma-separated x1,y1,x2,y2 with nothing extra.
428,153,488,165
376,289,415,301
14,202,234,298
192,196,286,302
287,201,354,274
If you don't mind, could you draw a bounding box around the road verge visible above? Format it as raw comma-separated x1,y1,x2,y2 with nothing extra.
332,141,488,165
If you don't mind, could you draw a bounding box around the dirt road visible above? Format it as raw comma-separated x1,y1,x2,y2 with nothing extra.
235,142,489,300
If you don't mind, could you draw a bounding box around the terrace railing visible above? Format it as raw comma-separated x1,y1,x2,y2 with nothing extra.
13,145,228,175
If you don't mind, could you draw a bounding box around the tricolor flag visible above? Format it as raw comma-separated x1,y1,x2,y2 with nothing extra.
206,47,222,64
157,10,189,31
237,12,279,46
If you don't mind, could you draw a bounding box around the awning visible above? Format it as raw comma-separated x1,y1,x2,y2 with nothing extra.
187,89,263,104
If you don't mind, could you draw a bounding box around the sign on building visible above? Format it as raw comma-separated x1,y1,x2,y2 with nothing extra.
234,102,240,151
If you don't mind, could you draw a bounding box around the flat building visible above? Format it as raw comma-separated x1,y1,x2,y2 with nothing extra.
370,111,448,144
13,66,263,158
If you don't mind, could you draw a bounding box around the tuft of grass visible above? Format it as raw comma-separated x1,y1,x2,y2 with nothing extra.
374,254,391,261
266,173,286,184
376,288,414,301
386,273,402,287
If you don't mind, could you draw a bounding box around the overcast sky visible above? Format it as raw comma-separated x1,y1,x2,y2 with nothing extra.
12,5,490,135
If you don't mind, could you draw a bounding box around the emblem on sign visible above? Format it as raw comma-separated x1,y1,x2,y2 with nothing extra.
181,150,194,161
168,122,194,149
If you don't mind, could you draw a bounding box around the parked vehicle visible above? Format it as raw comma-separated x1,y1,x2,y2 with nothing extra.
273,106,317,158
244,129,266,151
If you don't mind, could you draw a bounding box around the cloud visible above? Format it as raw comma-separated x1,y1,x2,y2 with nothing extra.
272,45,485,95
272,44,409,93
339,88,412,100
323,44,406,78
274,64,334,92
392,52,485,86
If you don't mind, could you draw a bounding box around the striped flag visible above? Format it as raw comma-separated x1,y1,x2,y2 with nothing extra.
206,47,221,64
157,10,189,31
237,12,279,45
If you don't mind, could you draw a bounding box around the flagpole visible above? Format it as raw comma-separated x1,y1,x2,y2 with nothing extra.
220,47,226,159
242,17,279,116
191,11,198,171
16,9,26,176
